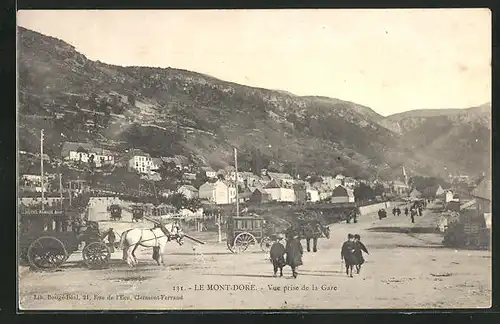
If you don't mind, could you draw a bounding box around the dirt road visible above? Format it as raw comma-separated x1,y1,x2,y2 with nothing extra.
19,202,491,310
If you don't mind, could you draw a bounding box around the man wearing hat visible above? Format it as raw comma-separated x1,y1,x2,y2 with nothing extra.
353,234,369,274
285,231,304,278
269,234,286,277
340,233,357,277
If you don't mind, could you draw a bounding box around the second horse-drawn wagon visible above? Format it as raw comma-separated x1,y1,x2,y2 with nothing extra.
19,211,114,271
226,215,275,253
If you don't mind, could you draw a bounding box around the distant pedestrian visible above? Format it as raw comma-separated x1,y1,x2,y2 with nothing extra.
404,207,409,216
410,209,416,223
396,208,401,216
418,206,423,216
392,208,397,217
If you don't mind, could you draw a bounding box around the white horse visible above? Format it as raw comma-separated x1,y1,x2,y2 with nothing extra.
119,221,184,267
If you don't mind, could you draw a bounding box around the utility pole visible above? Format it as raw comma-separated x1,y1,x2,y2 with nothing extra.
68,180,72,207
234,147,239,218
40,129,45,212
58,162,63,211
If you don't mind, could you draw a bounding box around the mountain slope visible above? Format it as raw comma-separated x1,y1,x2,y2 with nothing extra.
17,26,490,179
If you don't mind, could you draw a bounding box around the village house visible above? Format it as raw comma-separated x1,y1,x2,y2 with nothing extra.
343,177,358,189
267,171,295,187
160,157,183,170
321,176,342,190
201,167,217,179
306,188,320,202
329,185,355,203
127,149,155,174
249,188,272,204
198,180,237,205
409,188,423,200
445,190,459,203
61,142,115,168
262,179,296,202
177,185,199,199
183,172,197,181
391,180,409,196
423,184,445,200
20,174,53,193
471,178,491,216
335,174,345,181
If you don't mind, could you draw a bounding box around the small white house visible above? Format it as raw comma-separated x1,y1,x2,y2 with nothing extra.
306,188,320,202
202,167,217,179
262,179,296,202
61,142,115,168
198,180,236,204
128,150,155,174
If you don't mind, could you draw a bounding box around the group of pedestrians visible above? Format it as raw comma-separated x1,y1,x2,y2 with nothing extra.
268,232,370,279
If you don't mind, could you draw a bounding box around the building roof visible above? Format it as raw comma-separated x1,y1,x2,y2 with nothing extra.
268,172,293,180
392,180,408,187
201,166,215,172
61,142,94,157
471,178,492,201
331,185,354,197
264,179,281,189
409,188,422,197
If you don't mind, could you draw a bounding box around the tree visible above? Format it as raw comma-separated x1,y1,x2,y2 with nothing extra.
374,183,385,197
166,193,188,211
353,183,375,203
192,171,209,189
251,148,262,176
185,197,202,213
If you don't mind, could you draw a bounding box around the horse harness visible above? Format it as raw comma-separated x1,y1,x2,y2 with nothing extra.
136,223,179,247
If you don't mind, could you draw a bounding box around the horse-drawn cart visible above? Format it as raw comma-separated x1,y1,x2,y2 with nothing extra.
226,216,272,253
19,212,112,270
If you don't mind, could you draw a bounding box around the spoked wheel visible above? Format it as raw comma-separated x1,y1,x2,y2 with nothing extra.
27,236,68,271
260,236,272,253
82,242,111,269
233,232,257,253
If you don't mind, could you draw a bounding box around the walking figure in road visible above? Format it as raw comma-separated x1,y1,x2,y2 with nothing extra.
353,234,369,274
269,235,286,277
410,208,416,223
392,208,397,217
418,206,423,216
285,232,303,278
404,207,409,216
396,208,401,216
340,234,357,278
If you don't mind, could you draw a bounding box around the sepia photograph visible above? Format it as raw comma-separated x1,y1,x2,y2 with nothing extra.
17,9,491,310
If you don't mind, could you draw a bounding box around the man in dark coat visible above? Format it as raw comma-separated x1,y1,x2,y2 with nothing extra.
410,208,416,223
269,235,286,277
353,234,369,274
341,234,357,277
404,207,409,216
285,233,303,278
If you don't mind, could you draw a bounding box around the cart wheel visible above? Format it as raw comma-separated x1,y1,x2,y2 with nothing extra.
233,232,256,253
27,236,68,271
260,236,272,253
82,242,111,269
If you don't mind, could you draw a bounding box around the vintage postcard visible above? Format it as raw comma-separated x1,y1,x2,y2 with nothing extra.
17,9,491,310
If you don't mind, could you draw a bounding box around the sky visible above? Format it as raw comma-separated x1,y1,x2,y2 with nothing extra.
17,9,491,116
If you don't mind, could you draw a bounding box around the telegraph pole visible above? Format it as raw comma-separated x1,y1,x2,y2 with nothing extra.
234,147,239,217
58,162,63,211
40,129,45,212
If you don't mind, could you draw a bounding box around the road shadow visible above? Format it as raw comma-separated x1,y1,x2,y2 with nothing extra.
169,252,239,256
396,244,448,249
366,226,439,234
